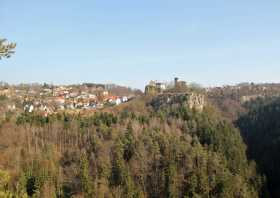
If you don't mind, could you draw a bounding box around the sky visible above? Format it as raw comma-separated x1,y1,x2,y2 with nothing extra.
1,0,280,89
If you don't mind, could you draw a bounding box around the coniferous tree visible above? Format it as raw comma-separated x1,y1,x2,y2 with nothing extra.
0,38,16,59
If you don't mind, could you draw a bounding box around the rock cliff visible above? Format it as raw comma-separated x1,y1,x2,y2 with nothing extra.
150,92,206,112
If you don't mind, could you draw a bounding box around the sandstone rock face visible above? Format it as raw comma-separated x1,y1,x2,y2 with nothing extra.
187,93,205,112
150,93,206,112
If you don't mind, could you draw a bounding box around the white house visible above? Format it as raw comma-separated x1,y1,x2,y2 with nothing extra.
29,105,34,113
122,96,128,103
115,98,122,105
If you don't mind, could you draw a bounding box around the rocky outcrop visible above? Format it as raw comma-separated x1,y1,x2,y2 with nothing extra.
187,93,205,111
150,92,206,112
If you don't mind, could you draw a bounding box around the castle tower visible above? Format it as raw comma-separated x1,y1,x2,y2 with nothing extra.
175,77,179,88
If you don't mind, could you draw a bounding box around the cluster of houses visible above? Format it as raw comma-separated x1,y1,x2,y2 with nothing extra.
0,84,133,116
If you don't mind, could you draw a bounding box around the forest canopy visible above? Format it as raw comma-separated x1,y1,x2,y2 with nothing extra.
237,97,280,198
0,97,265,197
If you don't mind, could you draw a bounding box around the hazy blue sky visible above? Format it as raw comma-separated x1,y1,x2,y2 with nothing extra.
1,1,280,89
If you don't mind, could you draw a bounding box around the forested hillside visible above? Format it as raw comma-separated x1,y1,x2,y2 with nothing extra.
237,97,280,198
0,96,264,197
207,83,280,121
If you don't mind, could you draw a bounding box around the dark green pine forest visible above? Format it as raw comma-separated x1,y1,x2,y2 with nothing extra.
237,97,280,198
0,96,266,197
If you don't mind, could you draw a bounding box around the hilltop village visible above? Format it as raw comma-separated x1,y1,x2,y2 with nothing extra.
1,79,280,118
0,78,207,119
0,83,138,116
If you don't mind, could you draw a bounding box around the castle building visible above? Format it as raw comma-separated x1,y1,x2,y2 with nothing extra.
175,77,187,89
145,78,187,95
145,81,166,95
